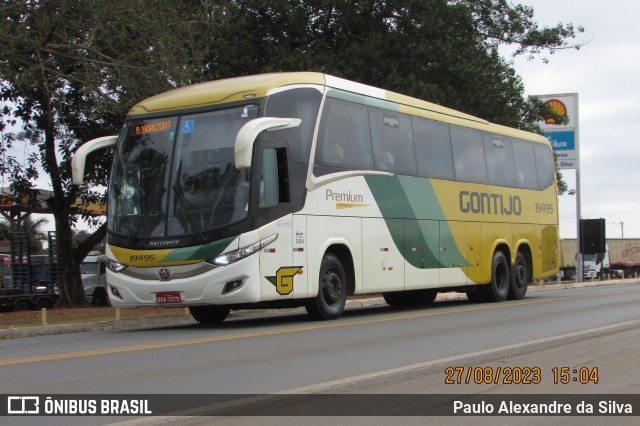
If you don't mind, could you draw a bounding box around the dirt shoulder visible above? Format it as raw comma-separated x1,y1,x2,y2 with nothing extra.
0,305,189,330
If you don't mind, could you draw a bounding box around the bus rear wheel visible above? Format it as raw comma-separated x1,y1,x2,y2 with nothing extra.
486,250,510,302
509,252,529,300
189,305,231,324
470,250,510,303
306,253,347,320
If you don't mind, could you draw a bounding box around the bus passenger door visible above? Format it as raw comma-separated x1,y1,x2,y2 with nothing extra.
257,146,295,300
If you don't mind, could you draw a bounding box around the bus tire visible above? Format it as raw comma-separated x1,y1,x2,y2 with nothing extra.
383,291,405,306
485,250,510,302
189,305,231,324
384,289,437,306
306,253,347,320
509,252,529,300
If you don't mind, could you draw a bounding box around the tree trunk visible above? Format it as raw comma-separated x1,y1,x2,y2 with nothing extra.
54,222,87,306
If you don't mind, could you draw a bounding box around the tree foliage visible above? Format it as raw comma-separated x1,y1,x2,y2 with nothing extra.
0,0,210,304
0,0,582,304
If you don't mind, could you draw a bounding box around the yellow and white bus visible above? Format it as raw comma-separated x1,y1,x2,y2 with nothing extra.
72,72,559,323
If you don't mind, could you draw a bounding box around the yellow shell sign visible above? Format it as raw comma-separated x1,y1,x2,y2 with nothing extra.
543,99,568,125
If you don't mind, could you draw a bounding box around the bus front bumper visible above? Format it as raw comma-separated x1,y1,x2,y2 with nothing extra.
105,255,261,308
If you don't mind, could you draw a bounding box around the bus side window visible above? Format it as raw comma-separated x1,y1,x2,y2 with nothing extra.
512,139,538,189
451,125,488,184
315,97,373,171
369,109,417,175
533,143,555,189
484,134,517,187
260,147,289,208
412,117,454,180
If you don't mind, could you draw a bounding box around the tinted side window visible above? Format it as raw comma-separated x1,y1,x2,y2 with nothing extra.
534,143,555,189
368,109,417,175
315,97,373,171
412,117,455,180
264,88,322,162
512,138,538,189
260,148,280,208
451,126,487,183
483,134,517,187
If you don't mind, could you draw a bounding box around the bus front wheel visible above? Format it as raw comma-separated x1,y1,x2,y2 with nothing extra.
306,253,347,320
189,305,231,324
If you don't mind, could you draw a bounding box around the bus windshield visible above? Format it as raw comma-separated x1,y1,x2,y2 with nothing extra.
108,104,259,241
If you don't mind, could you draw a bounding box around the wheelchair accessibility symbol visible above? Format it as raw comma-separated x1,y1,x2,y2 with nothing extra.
181,120,194,134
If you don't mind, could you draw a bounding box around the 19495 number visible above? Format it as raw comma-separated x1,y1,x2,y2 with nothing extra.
130,254,156,263
535,202,554,214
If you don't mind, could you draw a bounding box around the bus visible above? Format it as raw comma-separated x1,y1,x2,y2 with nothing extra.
72,72,559,323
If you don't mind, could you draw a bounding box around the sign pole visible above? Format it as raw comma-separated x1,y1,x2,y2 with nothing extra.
574,94,581,283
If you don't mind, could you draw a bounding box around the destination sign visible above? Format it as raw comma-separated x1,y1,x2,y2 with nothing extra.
135,120,173,135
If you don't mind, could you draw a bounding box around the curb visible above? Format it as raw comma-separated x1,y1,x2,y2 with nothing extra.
1,279,636,340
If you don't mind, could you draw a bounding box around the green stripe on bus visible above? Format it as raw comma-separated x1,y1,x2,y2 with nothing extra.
365,175,469,269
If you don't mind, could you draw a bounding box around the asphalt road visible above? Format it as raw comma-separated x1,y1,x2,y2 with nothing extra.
1,281,639,425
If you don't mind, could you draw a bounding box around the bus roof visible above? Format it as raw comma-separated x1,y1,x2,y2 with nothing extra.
128,72,547,144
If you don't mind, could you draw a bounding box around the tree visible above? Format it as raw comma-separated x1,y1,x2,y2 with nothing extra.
0,0,582,304
0,0,213,305
72,229,106,254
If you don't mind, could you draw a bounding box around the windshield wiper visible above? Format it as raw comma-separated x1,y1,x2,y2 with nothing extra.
128,208,150,246
172,162,206,243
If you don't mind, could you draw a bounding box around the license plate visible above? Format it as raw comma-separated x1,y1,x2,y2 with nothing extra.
155,292,181,304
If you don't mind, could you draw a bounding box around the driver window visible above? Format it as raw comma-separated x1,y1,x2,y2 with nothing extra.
260,147,289,208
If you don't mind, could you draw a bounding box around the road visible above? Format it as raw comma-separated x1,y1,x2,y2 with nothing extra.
0,282,639,424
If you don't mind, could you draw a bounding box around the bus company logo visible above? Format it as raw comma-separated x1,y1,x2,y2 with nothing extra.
459,191,522,216
543,99,568,125
266,266,303,295
7,396,40,414
158,267,172,281
325,189,369,209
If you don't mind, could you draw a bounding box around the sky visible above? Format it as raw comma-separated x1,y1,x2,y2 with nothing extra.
510,0,640,238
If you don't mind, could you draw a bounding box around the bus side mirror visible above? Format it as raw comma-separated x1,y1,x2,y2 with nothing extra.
234,117,301,170
72,135,118,185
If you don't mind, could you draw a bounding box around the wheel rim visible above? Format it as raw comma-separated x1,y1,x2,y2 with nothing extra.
514,262,527,290
322,269,342,307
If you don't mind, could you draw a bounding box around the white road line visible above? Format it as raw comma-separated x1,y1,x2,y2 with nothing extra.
274,319,640,394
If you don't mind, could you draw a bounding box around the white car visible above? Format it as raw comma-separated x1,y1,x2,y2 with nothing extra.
80,255,108,305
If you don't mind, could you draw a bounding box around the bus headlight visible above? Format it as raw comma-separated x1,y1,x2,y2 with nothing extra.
210,234,278,266
107,258,128,273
